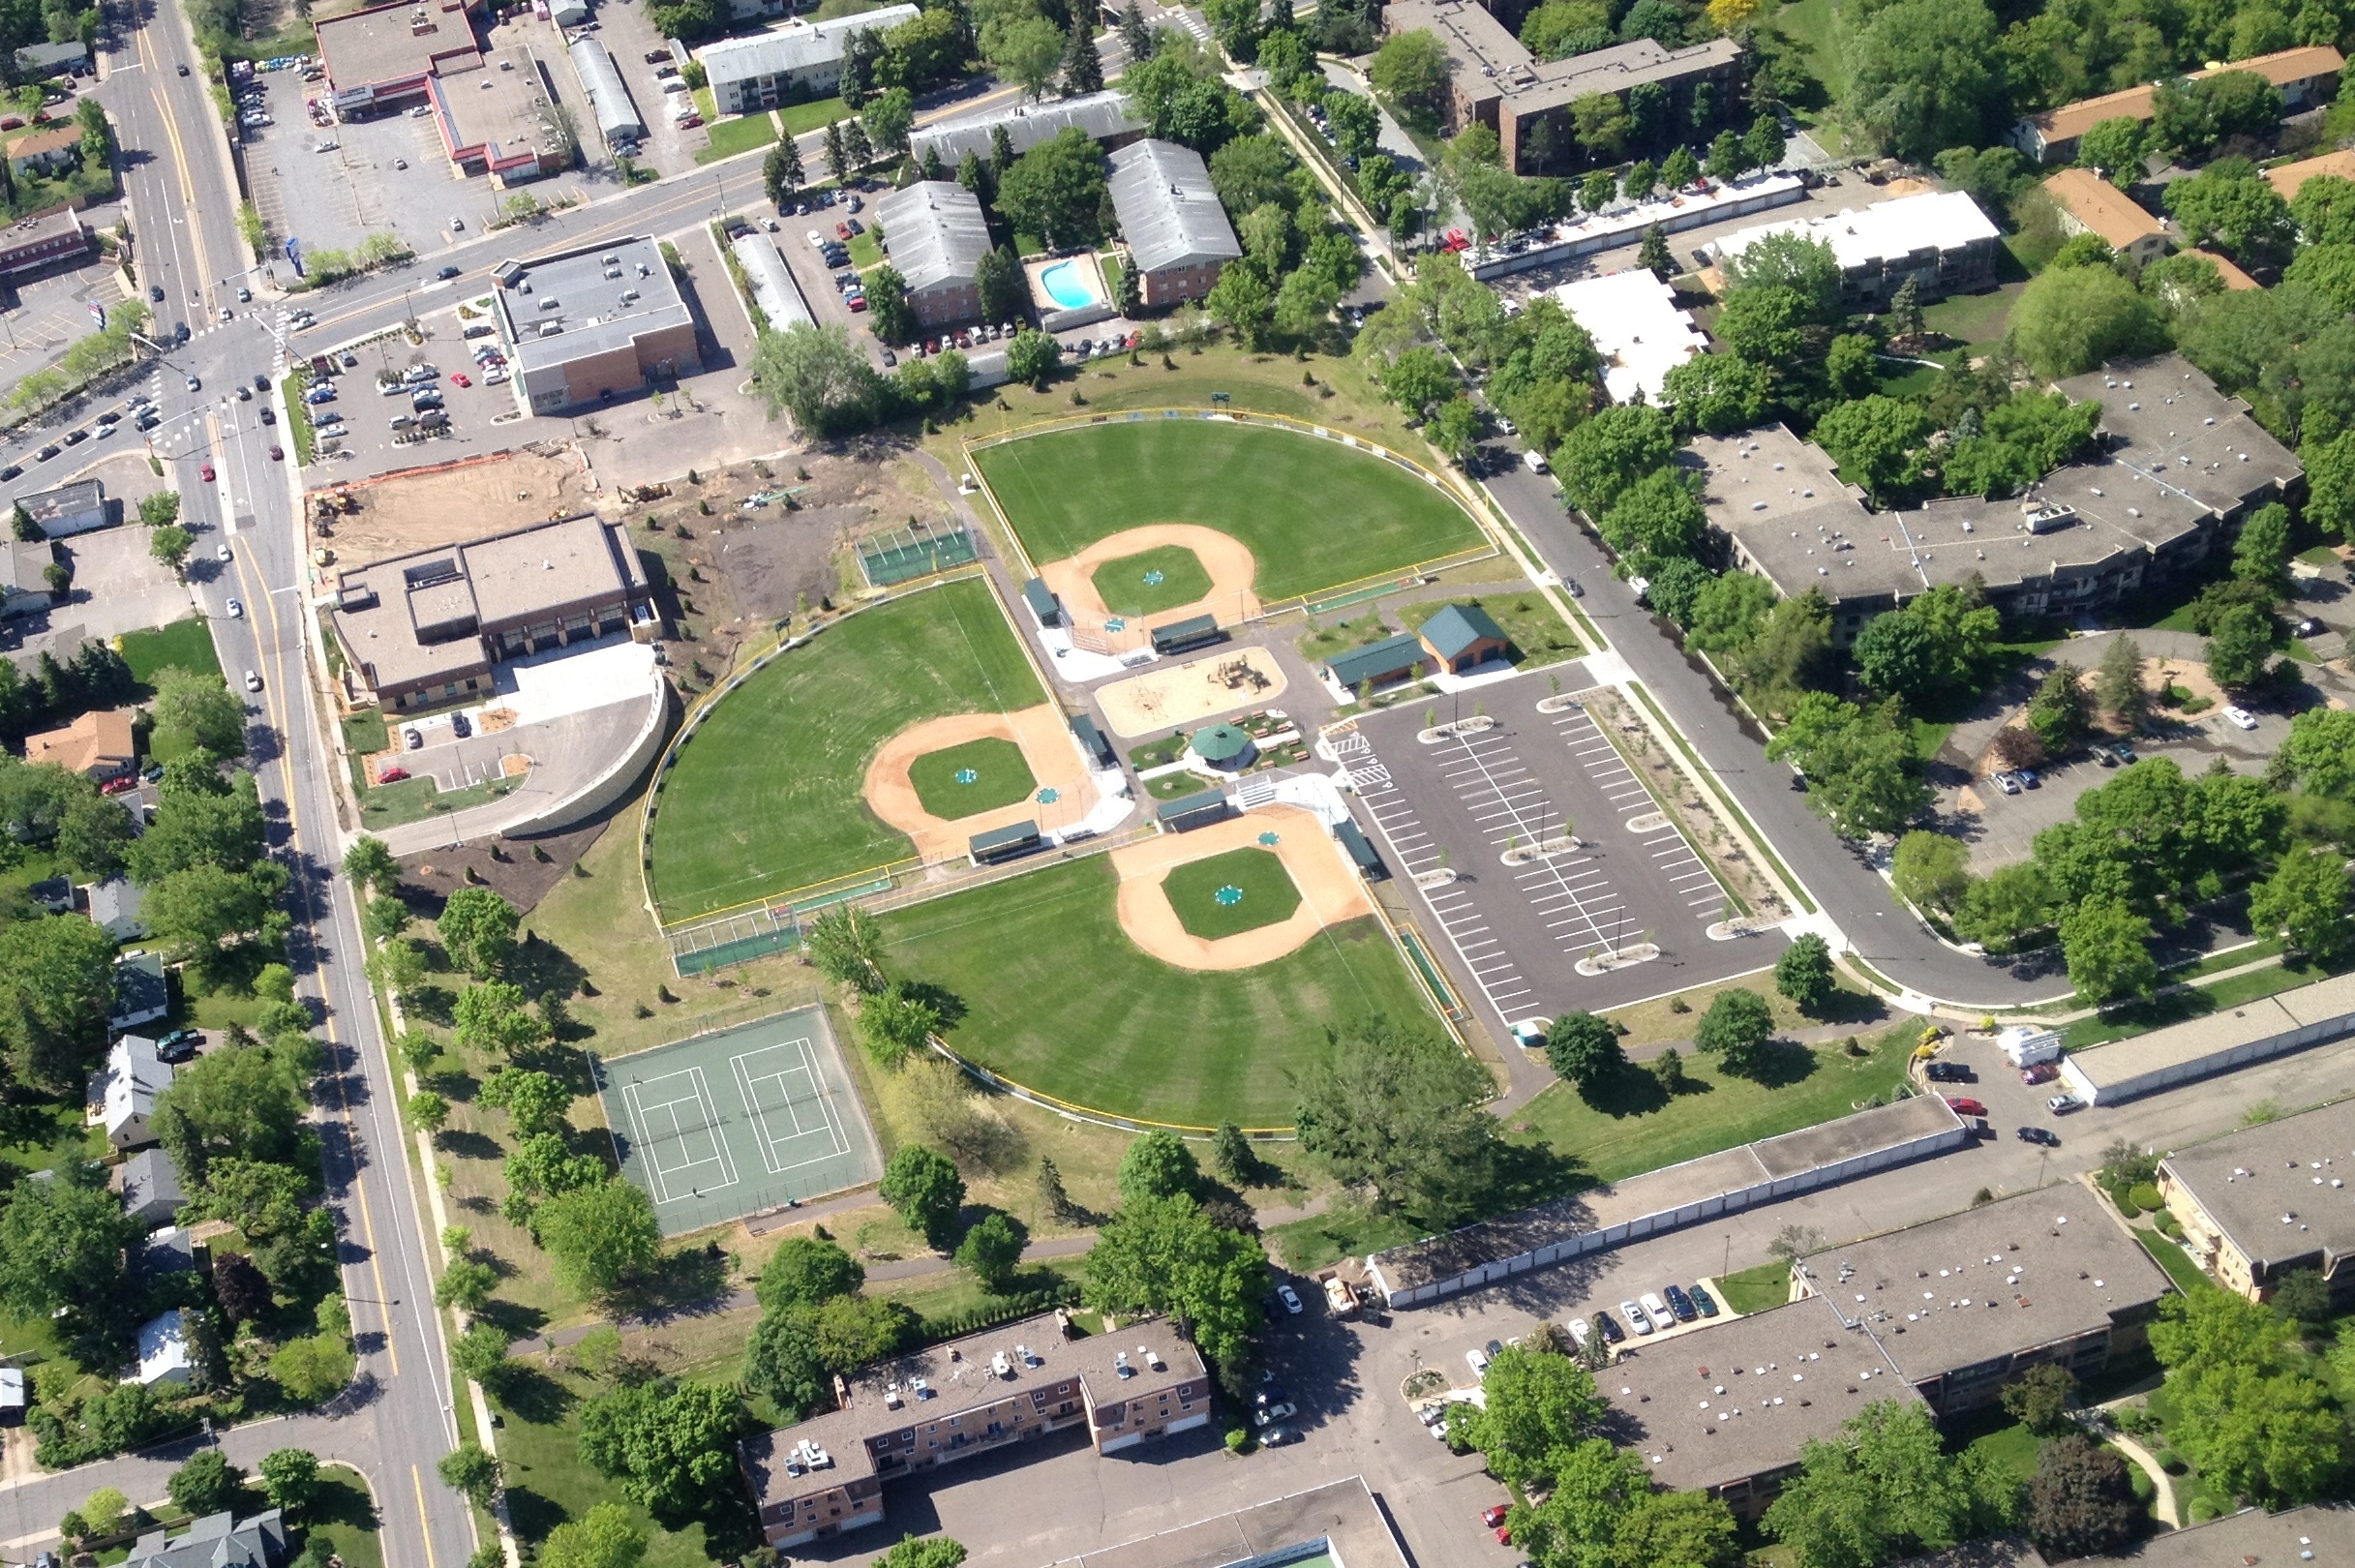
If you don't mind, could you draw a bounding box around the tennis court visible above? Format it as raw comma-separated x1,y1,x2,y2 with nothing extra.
592,1007,881,1236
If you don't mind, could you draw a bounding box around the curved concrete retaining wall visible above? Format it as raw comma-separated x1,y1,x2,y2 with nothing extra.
507,674,677,838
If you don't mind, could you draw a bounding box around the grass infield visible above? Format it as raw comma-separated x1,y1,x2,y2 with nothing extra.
649,578,1043,920
1162,847,1300,940
1091,544,1214,617
884,856,1432,1126
908,736,1037,820
976,419,1484,602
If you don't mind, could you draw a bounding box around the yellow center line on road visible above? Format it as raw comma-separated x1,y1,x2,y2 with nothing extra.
234,457,401,1381
413,1464,441,1568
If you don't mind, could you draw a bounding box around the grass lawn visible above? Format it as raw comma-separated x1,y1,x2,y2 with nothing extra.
1920,282,2025,351
119,617,221,687
849,231,884,270
1767,0,1847,137
907,736,1036,819
279,374,317,467
973,419,1485,603
2138,1230,2217,1294
696,111,779,164
1162,847,1301,939
883,855,1432,1127
1714,1258,1792,1314
2062,954,2350,1048
1912,716,1954,763
691,85,717,123
1269,1197,1427,1271
356,769,521,830
649,577,1045,920
342,709,390,757
1092,544,1214,616
296,1468,384,1568
1509,1022,1919,1184
1399,592,1582,668
778,96,848,136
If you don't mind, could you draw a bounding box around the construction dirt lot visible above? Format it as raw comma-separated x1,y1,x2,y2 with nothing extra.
313,447,602,564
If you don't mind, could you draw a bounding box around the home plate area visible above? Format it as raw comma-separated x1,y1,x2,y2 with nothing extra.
594,1006,883,1236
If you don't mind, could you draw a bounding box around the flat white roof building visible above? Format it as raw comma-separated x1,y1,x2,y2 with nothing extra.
1553,269,1706,406
700,6,920,114
1708,189,2003,307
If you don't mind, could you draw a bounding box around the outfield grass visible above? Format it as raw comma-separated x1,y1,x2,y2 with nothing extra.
908,736,1035,819
649,577,1044,920
975,420,1484,603
1162,847,1301,940
883,856,1431,1127
1510,1022,1918,1183
1092,544,1213,616
120,617,221,686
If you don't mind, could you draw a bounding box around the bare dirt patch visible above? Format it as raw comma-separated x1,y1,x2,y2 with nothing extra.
1108,806,1374,971
394,818,610,917
316,447,598,563
862,706,1099,860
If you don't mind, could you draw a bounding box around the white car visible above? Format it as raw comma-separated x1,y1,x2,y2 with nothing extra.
1993,771,2021,795
2223,705,2258,730
1276,1282,1303,1314
1621,1299,1652,1335
1253,1401,1296,1427
226,599,243,618
1465,1345,1490,1375
243,669,262,692
216,543,232,561
1640,1291,1670,1324
1565,1317,1590,1347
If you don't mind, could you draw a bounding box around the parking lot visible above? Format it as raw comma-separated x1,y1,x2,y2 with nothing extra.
567,0,705,174
0,236,130,390
1342,678,1778,1030
294,317,519,478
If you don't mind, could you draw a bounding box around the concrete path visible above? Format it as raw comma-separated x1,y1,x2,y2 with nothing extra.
2099,1427,2181,1528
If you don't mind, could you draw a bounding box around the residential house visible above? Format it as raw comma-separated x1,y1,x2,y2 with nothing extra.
85,877,146,942
27,709,136,781
114,1146,184,1228
121,1509,286,1568
134,1307,193,1386
4,124,81,178
1,539,58,617
101,1033,172,1149
108,951,169,1032
138,1225,196,1281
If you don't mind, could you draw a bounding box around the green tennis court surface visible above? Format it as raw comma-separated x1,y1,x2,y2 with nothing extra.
593,1006,881,1236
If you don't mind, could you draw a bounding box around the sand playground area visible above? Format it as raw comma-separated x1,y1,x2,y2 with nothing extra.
1110,806,1374,971
1039,524,1262,634
1097,648,1288,738
863,707,1098,861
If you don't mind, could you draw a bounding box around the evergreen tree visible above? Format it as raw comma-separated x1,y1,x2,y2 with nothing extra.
825,121,848,183
764,138,804,209
957,148,990,200
1120,0,1151,60
1886,275,1922,338
1063,12,1104,95
1637,223,1673,276
843,118,873,169
923,144,948,181
991,122,1017,184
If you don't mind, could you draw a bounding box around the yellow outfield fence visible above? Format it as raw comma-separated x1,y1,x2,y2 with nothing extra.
959,407,1502,616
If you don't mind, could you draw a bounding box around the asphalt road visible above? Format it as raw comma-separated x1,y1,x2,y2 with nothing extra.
1482,458,2080,1010
10,5,483,1565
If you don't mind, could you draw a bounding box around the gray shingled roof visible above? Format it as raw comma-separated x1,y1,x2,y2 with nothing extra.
877,180,992,293
1107,138,1240,276
909,89,1142,167
701,5,921,88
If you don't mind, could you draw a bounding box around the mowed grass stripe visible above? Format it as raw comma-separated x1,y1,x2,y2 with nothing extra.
976,421,1484,602
884,856,1433,1127
649,578,1044,920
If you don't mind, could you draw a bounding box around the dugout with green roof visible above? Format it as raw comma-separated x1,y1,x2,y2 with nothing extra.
974,419,1488,602
882,855,1436,1127
648,577,1043,921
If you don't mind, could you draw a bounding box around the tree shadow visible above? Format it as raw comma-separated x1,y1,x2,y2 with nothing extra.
489,1365,575,1426
501,1486,565,1542
508,934,589,1011
617,1245,732,1317
1796,988,1889,1027
899,979,967,1031
476,1298,552,1338
1489,1139,1592,1211
1732,1040,1823,1090
436,1130,504,1162
404,983,455,1026
1575,1062,1671,1118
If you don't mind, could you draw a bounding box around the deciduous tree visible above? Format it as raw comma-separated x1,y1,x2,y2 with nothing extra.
1543,1011,1621,1086
1693,987,1774,1076
880,1145,966,1250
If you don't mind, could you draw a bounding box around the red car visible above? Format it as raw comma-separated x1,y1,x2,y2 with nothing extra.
1442,227,1469,252
2021,1063,2058,1085
847,295,867,312
835,221,852,239
100,775,138,796
1481,1506,1509,1530
376,766,409,783
1494,1526,1513,1546
1943,1096,1988,1117
452,372,471,387
199,462,215,481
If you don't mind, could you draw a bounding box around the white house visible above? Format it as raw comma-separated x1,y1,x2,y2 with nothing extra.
86,877,146,942
134,1308,193,1386
102,1034,172,1150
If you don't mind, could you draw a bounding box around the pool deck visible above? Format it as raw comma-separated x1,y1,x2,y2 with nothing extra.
1026,250,1118,330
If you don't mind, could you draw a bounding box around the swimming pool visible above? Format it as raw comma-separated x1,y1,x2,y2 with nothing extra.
1039,258,1102,310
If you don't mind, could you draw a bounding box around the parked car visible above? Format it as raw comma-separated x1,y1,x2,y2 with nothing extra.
1639,1291,1670,1325
2018,1125,2061,1146
1482,1507,1510,1531
1276,1282,1302,1314
377,767,408,783
2224,705,2259,730
406,728,423,749
2021,1063,2058,1085
1621,1299,1651,1335
1664,1284,1697,1322
2048,1093,2085,1114
156,1029,202,1063
1253,1402,1297,1427
2017,769,2040,789
1465,1345,1490,1375
451,712,472,739
1924,1061,1970,1082
1943,1096,1988,1116
1993,771,2020,795
1690,1283,1718,1317
2112,741,2138,764
1566,1317,1591,1347
1595,1311,1624,1343
1260,1427,1300,1446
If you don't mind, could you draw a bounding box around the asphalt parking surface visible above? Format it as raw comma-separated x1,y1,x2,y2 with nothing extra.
1343,677,1782,1030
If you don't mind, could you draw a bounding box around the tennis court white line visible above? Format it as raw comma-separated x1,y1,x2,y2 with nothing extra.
731,1039,854,1176
621,1067,740,1205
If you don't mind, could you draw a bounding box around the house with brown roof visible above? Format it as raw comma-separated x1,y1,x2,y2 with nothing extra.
25,709,136,781
2267,146,2355,204
2042,166,2171,265
2009,45,2344,164
4,123,80,177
